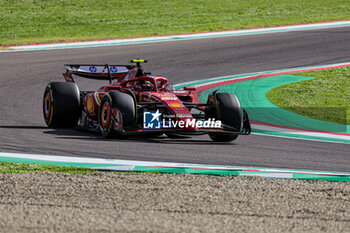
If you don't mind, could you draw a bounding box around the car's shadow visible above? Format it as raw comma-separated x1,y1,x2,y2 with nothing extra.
54,130,235,145
0,125,48,129
45,128,235,145
0,125,236,145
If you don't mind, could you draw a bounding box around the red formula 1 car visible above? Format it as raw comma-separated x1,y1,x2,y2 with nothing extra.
43,60,250,142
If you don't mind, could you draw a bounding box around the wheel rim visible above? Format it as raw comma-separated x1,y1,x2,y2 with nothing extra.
100,102,111,129
44,92,51,119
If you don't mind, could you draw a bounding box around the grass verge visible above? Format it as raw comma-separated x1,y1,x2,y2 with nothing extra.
267,67,350,125
1,0,350,46
0,161,96,174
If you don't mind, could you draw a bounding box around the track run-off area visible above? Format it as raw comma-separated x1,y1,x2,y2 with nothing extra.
1,22,350,179
176,62,350,143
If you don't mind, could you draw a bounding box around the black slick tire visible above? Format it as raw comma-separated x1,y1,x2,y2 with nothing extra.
98,91,136,138
207,93,242,142
43,82,80,128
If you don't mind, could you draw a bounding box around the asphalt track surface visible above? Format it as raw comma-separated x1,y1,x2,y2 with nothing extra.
1,26,350,172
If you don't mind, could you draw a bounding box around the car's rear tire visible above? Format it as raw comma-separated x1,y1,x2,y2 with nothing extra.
98,91,136,138
206,92,242,142
43,82,80,128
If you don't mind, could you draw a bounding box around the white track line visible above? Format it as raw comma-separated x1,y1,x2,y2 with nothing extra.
3,21,350,52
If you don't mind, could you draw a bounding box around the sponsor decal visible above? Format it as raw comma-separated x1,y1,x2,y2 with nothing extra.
89,66,97,73
170,103,182,107
86,95,95,114
161,96,177,100
110,66,118,73
159,93,177,101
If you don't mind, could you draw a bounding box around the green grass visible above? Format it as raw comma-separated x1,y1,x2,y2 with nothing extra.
1,0,350,46
267,67,350,125
0,161,97,174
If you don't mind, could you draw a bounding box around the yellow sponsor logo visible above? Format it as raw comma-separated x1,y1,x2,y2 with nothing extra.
170,103,182,107
87,95,94,114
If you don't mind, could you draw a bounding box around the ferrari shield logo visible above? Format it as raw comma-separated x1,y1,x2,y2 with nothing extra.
143,110,161,129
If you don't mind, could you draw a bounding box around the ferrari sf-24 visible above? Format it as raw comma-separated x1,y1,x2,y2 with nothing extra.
43,60,250,142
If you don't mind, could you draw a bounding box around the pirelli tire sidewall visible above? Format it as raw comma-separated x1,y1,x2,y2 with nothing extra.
43,82,81,128
98,91,136,138
207,92,242,142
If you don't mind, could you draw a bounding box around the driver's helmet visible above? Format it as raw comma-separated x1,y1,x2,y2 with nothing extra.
142,81,152,91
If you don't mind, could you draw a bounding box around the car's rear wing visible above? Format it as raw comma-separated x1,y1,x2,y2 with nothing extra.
63,64,134,83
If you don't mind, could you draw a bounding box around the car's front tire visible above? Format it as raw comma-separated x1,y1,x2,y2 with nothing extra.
206,92,242,142
98,91,136,138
